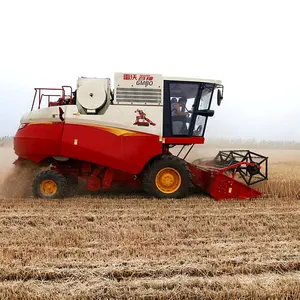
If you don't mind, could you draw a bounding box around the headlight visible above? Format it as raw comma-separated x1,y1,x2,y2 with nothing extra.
18,123,28,130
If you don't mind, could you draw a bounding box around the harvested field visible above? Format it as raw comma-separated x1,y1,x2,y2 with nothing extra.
0,145,300,299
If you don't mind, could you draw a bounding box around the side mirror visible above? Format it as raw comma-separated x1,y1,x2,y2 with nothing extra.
217,89,223,106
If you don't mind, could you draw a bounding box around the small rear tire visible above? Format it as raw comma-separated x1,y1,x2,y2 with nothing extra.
142,155,191,199
32,170,68,199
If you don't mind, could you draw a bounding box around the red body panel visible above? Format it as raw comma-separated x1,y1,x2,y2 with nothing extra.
14,122,163,174
60,123,163,174
164,137,205,145
14,122,64,162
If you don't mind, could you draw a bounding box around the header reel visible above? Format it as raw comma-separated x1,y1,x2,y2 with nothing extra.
209,150,268,186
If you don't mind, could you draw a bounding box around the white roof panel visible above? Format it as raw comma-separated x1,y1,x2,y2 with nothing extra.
163,76,222,85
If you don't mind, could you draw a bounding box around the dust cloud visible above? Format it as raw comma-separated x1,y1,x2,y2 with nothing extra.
0,146,37,198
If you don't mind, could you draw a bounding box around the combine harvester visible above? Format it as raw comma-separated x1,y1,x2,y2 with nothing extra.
13,73,268,200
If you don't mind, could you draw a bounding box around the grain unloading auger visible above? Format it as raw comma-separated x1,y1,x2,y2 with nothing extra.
13,73,268,200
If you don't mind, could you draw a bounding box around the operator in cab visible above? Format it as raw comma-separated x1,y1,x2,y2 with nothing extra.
171,97,189,117
171,97,192,134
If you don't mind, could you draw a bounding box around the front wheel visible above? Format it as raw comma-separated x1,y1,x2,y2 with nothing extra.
142,155,191,199
32,170,68,199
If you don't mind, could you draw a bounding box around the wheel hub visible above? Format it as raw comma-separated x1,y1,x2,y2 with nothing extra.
40,179,57,196
155,168,181,194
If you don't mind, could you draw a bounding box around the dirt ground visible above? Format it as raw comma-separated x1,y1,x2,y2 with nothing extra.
0,146,299,299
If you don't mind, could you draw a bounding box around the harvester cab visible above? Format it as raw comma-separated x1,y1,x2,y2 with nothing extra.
13,72,268,200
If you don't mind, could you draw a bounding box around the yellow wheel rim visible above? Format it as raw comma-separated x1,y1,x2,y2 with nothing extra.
155,167,181,194
40,179,57,196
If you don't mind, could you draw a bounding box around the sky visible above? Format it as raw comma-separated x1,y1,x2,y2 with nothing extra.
0,0,299,141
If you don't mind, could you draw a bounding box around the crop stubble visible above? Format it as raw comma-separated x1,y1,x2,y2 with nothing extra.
0,147,299,299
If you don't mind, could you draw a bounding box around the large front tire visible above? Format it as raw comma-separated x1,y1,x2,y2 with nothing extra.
32,170,68,199
142,155,191,199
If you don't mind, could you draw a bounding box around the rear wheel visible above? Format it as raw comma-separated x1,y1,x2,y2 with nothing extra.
142,155,191,199
32,170,68,199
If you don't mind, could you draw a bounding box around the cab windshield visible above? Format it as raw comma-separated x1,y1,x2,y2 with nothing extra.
168,82,214,136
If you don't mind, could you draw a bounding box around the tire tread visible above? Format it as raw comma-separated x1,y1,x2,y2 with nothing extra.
32,170,68,199
142,155,191,198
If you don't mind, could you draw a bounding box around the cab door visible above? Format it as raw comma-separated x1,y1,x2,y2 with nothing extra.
163,80,215,142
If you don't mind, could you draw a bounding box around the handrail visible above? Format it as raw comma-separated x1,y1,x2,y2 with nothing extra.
31,86,73,111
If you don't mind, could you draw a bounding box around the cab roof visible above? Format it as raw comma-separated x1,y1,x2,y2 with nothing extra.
163,76,222,85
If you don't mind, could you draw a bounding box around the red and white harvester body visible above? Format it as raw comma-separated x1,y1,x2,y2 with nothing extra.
13,73,268,199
